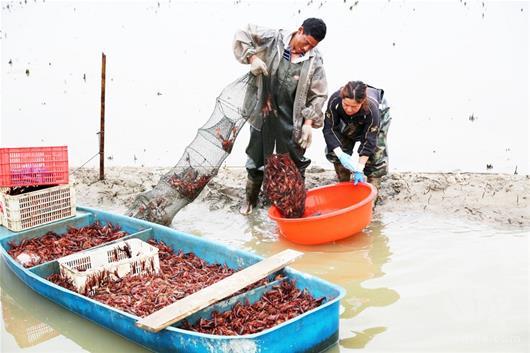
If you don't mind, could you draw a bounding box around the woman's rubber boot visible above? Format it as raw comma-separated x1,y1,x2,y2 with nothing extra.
334,163,351,182
367,175,382,206
239,177,263,215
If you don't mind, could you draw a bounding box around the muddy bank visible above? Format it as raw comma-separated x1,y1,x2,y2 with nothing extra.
72,167,530,228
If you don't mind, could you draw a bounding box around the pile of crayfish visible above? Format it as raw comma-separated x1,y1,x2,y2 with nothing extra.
179,279,324,335
168,173,213,200
48,240,270,317
264,153,306,218
48,240,324,335
8,222,128,267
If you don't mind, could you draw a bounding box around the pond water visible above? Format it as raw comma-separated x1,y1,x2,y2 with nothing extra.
1,209,528,352
2,1,528,174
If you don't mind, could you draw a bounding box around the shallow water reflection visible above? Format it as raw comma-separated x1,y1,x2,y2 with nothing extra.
0,258,149,353
1,209,528,352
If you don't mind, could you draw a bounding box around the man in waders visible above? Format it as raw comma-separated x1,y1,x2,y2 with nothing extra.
322,81,391,205
233,18,328,214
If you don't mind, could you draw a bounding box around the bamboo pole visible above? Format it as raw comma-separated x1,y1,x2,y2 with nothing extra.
99,52,106,180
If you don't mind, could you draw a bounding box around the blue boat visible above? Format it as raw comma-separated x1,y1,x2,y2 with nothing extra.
0,206,345,353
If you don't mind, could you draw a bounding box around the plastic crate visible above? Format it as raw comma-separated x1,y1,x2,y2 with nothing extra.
0,184,76,231
58,238,160,293
0,146,69,187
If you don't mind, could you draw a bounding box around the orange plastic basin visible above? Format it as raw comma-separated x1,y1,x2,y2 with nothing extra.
268,182,376,245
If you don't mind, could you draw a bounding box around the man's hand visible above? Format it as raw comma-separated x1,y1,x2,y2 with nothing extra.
249,56,268,76
298,123,312,149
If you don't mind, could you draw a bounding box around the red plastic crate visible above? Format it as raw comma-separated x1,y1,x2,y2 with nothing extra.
0,146,69,187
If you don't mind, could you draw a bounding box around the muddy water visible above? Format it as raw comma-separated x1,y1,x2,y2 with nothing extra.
1,209,528,352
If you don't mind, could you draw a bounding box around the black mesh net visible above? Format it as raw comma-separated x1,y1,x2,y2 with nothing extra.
127,74,258,225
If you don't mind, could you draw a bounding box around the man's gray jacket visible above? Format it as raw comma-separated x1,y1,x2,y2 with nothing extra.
233,24,328,143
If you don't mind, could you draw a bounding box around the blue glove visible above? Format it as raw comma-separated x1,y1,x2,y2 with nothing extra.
353,171,365,185
336,150,356,172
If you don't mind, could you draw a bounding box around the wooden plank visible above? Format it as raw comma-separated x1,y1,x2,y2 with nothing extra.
135,249,303,333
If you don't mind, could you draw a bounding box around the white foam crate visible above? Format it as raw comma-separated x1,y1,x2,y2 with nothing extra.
0,184,76,231
58,238,160,293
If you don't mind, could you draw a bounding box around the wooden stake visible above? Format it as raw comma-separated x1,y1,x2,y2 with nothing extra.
99,52,106,180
